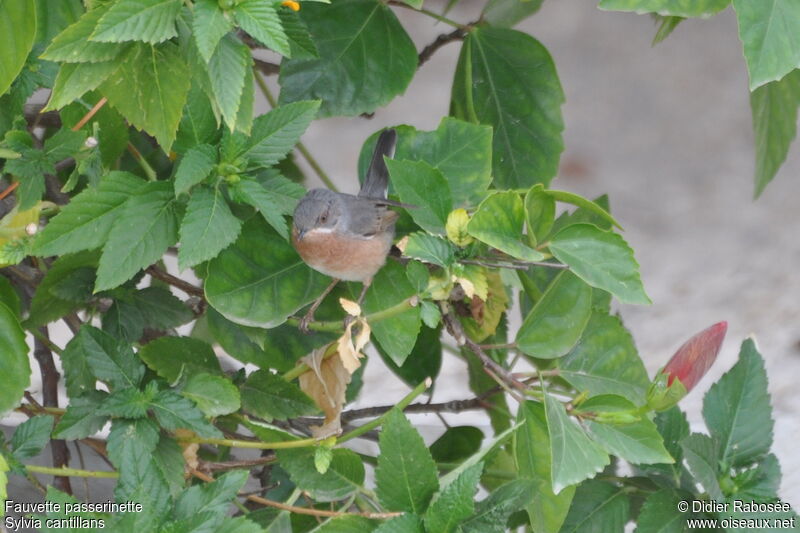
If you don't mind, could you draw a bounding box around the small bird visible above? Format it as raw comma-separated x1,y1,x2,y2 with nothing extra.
292,129,399,332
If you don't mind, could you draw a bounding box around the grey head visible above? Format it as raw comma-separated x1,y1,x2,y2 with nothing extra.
293,188,344,240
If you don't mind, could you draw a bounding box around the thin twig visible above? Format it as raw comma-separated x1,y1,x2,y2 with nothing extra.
198,456,276,473
145,265,205,297
0,181,19,201
71,97,107,132
340,397,484,422
126,143,157,181
418,27,468,66
253,58,280,76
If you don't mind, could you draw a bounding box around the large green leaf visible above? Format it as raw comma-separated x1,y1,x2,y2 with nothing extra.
732,0,800,90
549,223,650,305
237,100,320,169
181,373,241,417
0,0,36,96
679,432,723,500
635,489,689,533
467,191,545,261
178,186,242,269
90,0,181,44
232,178,291,240
26,250,98,329
702,338,773,468
45,61,119,111
174,84,221,154
173,143,217,196
558,311,651,404
192,0,232,63
543,393,609,493
750,69,800,196
516,401,575,533
482,0,544,27
277,447,365,502
77,325,145,390
375,410,439,513
559,480,630,533
362,261,421,367
0,302,30,414
385,159,452,235
95,181,179,291
516,270,592,358
99,42,190,150
11,415,55,461
240,369,317,421
598,0,729,17
279,0,417,117
459,479,536,533
41,4,126,63
204,33,251,131
451,27,564,189
138,336,221,382
580,395,673,465
205,216,329,328
423,462,482,533
34,172,145,256
377,118,493,208
52,391,110,440
149,389,222,437
379,324,442,389
234,0,289,57
637,406,690,487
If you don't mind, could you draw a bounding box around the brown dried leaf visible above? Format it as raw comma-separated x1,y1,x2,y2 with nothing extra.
299,347,351,439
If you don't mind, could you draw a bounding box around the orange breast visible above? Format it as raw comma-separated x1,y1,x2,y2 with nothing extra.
292,227,392,282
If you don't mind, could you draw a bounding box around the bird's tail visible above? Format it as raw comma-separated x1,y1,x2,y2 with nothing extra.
359,128,396,200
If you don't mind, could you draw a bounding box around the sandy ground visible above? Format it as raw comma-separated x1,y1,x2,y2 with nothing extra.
4,0,799,522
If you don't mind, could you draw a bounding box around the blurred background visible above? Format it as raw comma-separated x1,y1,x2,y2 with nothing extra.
6,0,799,513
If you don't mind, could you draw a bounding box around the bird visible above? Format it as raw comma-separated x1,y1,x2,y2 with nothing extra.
292,129,400,332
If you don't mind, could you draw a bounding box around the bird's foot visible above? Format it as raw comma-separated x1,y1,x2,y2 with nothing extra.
298,311,315,335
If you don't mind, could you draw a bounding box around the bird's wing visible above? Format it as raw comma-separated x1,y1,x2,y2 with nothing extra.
344,197,399,238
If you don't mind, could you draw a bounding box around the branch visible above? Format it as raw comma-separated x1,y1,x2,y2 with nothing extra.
198,456,276,473
341,396,484,423
418,27,468,67
253,57,280,76
145,265,204,297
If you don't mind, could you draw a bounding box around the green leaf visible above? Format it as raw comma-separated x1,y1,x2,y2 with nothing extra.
634,489,687,533
95,181,179,291
388,118,493,207
106,416,160,468
580,395,674,465
279,9,318,60
385,159,452,234
3,149,52,210
544,392,609,493
482,0,544,27
59,321,100,396
403,232,456,268
680,432,723,500
130,286,194,330
549,223,650,305
732,0,800,90
559,311,650,404
279,0,416,117
236,100,321,169
78,325,145,390
180,373,240,417
99,42,190,151
0,276,20,316
232,177,291,240
206,216,330,327
193,0,232,63
234,0,289,56
150,388,223,437
97,386,155,418
372,514,423,533
102,299,145,342
524,185,555,245
544,190,622,230
41,5,126,63
732,453,781,501
33,0,82,44
451,27,564,189
240,369,317,420
152,434,185,497
174,143,217,196
750,69,800,196
277,447,365,502
429,426,483,464
138,336,221,382
309,517,378,532
439,421,521,488
379,324,441,389
559,480,630,533
45,61,119,111
201,33,251,131
516,270,592,358
637,406,690,487
34,172,144,256
174,470,248,519
363,261,421,367
703,337,773,468
467,191,545,261
178,186,242,269
91,0,181,44
11,415,54,461
174,84,221,154
0,0,36,96
53,391,110,440
515,401,575,533
423,462,482,533
26,250,98,329
0,454,9,501
458,479,536,533
375,409,439,513
598,0,729,17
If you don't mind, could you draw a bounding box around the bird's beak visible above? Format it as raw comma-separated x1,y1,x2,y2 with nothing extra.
295,228,306,241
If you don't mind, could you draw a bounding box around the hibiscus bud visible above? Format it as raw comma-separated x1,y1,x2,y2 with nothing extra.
647,321,727,411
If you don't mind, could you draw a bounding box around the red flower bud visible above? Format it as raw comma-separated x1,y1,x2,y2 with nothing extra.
662,321,727,392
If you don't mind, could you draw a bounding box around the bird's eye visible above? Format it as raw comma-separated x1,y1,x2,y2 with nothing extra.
319,213,328,223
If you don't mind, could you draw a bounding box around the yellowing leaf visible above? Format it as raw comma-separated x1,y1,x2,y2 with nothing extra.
299,347,351,439
174,428,199,473
339,298,362,317
446,208,473,246
337,318,370,374
462,270,508,342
